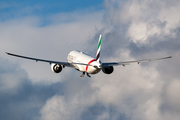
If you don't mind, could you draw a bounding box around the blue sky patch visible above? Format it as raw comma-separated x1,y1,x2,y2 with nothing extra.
0,0,104,21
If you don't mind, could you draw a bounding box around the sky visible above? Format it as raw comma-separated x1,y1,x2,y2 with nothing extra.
0,0,180,120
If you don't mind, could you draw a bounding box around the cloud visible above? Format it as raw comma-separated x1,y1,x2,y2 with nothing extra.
103,0,180,44
0,57,66,120
1,10,103,84
1,0,180,120
40,95,82,120
0,58,27,94
161,79,180,111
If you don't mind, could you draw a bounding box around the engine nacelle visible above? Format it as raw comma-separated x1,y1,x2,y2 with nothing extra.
102,66,114,74
51,63,62,73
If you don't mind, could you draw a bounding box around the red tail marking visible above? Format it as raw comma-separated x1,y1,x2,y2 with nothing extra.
86,59,96,71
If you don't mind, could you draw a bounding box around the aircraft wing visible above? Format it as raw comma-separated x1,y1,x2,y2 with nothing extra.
6,52,93,67
101,56,172,67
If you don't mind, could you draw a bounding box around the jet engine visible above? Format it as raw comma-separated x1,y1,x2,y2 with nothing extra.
51,63,62,73
102,66,114,74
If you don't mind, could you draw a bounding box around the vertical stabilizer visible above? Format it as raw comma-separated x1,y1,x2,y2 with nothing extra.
95,34,102,62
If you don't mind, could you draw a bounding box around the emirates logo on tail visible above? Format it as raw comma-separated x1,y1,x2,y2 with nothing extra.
95,34,102,62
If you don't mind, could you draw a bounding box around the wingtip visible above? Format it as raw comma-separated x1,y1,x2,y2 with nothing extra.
171,55,178,58
5,52,14,56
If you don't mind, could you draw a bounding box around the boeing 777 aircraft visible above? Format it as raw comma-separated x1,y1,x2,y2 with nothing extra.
6,35,172,77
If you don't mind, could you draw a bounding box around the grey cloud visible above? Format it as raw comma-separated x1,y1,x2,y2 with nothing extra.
160,79,180,119
0,58,64,120
0,58,27,94
89,0,180,120
81,103,129,120
86,25,130,61
1,0,180,120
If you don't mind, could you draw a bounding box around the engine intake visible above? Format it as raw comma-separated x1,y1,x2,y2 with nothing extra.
51,63,62,73
102,66,114,74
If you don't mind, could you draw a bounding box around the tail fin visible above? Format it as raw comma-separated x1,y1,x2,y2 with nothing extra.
95,34,102,62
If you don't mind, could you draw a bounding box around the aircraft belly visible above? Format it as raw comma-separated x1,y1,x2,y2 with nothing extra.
77,64,86,72
87,67,101,74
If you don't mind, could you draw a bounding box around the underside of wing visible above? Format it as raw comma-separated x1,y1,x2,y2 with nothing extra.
6,52,93,67
101,56,172,67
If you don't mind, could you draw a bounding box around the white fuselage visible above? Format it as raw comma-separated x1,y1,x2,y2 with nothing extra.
67,50,101,74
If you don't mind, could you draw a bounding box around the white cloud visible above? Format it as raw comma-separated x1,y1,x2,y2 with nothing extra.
40,95,75,120
1,11,103,84
1,0,180,120
0,58,28,94
128,22,148,43
103,0,180,43
39,0,180,119
163,79,180,111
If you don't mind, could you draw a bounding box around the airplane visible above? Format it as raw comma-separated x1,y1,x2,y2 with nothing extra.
6,34,172,77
